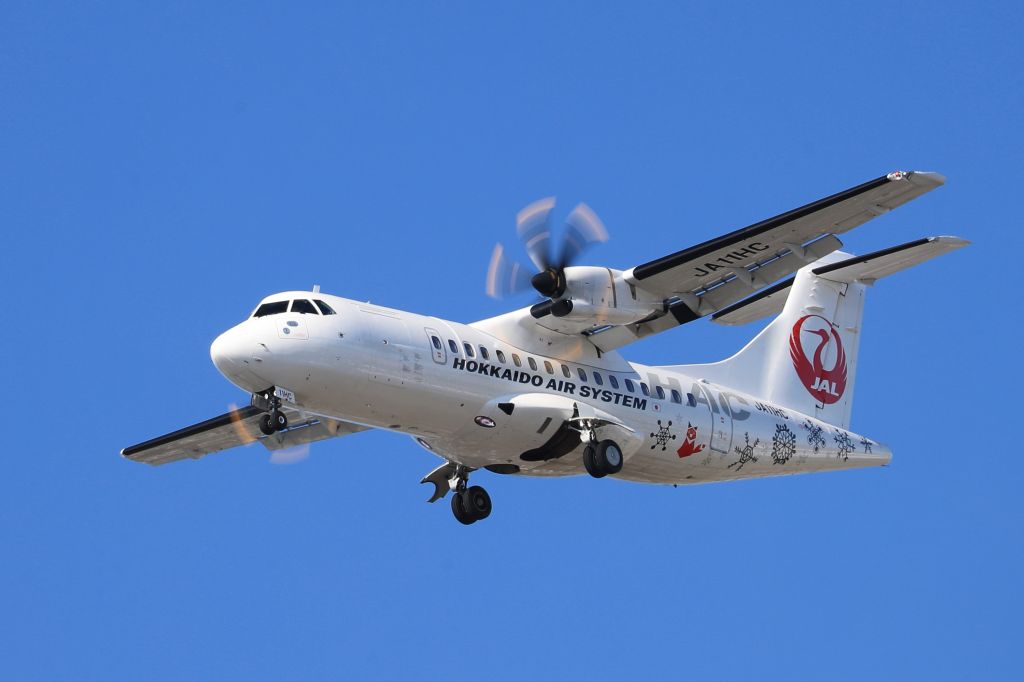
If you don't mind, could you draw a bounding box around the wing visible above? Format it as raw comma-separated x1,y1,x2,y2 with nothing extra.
121,405,369,466
628,171,944,295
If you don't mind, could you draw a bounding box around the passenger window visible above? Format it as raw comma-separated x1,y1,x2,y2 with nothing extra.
464,343,475,358
655,386,665,400
609,375,619,389
593,372,603,386
641,383,651,396
513,354,522,367
431,336,442,350
497,350,507,364
687,393,697,407
577,368,588,382
528,357,537,371
290,299,319,315
448,339,459,353
671,389,682,404
314,299,336,315
625,379,635,392
561,364,571,378
479,346,489,360
544,361,554,375
253,301,288,317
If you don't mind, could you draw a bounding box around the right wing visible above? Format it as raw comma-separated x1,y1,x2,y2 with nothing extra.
121,405,368,466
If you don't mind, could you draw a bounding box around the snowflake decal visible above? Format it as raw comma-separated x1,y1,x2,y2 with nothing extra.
834,431,855,461
728,432,760,471
802,419,826,453
860,436,873,454
649,419,676,451
770,423,796,465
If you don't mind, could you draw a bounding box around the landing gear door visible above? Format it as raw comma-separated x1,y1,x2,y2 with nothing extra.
424,327,446,364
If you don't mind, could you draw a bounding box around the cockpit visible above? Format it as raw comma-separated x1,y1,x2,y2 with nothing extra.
251,298,337,318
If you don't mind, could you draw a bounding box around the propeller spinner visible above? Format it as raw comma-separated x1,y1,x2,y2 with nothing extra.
486,198,609,300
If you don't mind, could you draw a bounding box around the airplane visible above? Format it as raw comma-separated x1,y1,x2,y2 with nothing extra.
121,171,967,525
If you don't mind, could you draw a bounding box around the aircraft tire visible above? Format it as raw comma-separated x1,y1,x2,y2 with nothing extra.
451,492,476,525
272,411,288,431
596,440,623,475
259,414,276,436
583,445,605,478
463,485,492,521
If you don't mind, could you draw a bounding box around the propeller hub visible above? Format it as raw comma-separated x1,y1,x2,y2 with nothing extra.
531,268,566,299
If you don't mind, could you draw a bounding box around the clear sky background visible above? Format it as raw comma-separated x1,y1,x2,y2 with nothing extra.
1,2,1021,680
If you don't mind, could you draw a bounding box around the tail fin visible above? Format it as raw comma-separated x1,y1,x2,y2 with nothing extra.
666,236,968,429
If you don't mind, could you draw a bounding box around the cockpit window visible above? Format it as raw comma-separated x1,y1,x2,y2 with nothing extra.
314,299,336,315
290,299,319,315
253,301,288,318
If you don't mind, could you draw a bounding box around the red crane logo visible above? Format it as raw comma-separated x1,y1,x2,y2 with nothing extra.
789,314,847,404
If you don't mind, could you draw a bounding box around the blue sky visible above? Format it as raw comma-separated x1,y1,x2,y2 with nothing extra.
1,1,1021,679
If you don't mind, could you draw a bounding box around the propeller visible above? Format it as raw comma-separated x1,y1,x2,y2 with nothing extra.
486,198,609,299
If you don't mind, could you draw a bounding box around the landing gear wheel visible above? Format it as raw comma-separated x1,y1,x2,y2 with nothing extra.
272,411,288,431
451,492,475,525
595,440,624,475
463,486,492,520
583,445,605,479
259,414,276,436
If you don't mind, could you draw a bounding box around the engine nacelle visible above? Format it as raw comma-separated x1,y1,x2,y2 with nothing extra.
531,266,664,334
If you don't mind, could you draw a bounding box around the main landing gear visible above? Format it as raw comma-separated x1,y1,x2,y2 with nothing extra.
420,462,494,525
449,466,492,525
452,484,492,525
583,436,623,478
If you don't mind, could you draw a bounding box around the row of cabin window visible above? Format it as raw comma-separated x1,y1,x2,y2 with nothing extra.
430,335,695,406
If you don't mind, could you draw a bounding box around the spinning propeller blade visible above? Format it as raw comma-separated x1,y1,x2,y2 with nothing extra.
486,198,611,300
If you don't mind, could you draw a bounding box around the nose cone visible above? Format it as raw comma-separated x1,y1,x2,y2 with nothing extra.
211,325,264,391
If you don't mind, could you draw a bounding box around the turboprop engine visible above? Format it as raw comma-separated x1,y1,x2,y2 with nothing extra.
528,265,665,334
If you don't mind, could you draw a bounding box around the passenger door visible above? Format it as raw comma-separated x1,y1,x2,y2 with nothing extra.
424,327,446,364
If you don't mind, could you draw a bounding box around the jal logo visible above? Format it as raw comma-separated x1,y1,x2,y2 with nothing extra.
789,314,847,405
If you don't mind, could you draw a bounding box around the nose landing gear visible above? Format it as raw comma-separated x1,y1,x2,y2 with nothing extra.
257,393,289,436
259,410,289,435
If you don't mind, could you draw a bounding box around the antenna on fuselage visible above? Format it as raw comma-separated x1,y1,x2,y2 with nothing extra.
313,284,320,293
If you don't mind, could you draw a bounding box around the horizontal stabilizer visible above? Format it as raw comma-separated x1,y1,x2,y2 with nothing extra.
712,236,969,326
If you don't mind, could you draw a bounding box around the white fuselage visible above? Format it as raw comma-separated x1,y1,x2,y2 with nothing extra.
210,292,890,485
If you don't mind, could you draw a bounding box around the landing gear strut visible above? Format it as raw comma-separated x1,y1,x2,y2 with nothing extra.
448,466,492,525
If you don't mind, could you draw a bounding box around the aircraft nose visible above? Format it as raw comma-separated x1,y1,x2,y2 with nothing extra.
210,326,248,378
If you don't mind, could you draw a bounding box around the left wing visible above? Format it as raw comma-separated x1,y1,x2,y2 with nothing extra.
122,405,368,466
